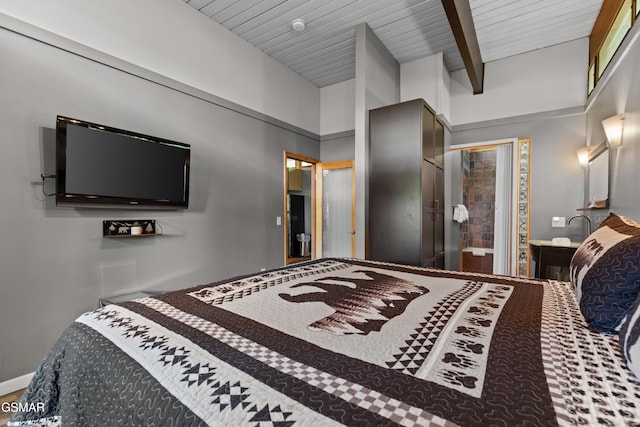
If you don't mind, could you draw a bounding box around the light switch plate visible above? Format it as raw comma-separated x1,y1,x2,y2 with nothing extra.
552,216,566,227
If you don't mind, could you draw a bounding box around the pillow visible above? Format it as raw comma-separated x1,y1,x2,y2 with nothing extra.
569,213,640,333
619,296,640,378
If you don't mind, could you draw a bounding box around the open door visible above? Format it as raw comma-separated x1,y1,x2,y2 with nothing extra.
283,152,318,265
315,161,355,258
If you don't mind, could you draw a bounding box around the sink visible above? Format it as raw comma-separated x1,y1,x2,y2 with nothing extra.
551,237,571,246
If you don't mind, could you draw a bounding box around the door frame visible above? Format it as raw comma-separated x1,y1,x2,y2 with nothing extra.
283,151,318,265
315,160,356,258
450,139,520,275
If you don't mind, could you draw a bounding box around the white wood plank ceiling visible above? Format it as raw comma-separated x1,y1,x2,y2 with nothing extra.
183,0,604,88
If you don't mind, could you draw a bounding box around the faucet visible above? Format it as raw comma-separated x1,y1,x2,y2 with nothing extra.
567,214,592,236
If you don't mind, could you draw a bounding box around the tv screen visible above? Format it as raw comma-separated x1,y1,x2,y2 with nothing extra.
56,116,190,209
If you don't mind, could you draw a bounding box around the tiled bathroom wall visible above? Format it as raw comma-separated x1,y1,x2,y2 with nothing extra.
460,149,496,249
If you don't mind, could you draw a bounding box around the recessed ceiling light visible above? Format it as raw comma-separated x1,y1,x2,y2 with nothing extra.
291,18,305,32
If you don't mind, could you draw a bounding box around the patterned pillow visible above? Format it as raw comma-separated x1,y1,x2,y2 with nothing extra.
569,213,640,333
620,296,640,378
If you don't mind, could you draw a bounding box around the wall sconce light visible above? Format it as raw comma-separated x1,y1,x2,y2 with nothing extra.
602,113,624,148
576,146,593,168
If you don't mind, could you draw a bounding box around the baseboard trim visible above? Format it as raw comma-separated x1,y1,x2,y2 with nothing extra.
0,373,33,396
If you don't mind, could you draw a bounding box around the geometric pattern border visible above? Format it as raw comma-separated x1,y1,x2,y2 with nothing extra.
188,260,349,305
137,298,450,426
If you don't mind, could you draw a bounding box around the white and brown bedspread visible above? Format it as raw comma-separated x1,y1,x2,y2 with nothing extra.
10,258,640,426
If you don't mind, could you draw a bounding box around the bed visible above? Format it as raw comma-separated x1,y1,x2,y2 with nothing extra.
9,214,640,426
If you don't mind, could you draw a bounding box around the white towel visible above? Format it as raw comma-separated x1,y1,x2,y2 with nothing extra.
471,247,486,256
453,204,469,223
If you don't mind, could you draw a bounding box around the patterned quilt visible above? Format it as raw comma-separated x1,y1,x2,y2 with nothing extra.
9,259,640,426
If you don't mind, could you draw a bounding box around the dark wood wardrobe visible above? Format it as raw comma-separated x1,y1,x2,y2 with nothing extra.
369,98,445,268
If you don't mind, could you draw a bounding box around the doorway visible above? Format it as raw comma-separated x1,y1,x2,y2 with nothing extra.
451,138,531,276
283,152,317,265
283,153,356,264
458,145,511,275
315,161,355,258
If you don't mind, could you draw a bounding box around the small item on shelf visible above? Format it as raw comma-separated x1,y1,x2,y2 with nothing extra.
131,222,143,236
587,199,608,209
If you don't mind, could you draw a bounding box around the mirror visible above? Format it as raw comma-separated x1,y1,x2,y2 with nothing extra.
587,142,609,208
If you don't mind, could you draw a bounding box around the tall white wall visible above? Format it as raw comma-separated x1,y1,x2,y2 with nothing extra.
585,23,640,219
320,79,355,135
354,23,400,257
400,52,451,121
450,38,588,126
0,0,320,134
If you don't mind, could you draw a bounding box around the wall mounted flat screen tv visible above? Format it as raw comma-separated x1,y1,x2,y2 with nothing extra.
56,116,190,209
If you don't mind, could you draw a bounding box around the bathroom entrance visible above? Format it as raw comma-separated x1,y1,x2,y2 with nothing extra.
451,139,521,275
460,147,499,274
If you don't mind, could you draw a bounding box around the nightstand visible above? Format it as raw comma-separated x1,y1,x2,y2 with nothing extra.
528,240,581,280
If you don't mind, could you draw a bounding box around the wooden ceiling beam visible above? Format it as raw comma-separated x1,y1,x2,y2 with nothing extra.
441,0,484,94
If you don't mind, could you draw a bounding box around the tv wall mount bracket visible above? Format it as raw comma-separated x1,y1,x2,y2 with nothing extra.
40,174,56,197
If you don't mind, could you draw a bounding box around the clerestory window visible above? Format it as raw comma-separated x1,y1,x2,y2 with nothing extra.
588,0,638,94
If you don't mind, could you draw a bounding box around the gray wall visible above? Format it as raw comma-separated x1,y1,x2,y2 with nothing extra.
320,132,356,162
446,24,640,267
0,22,319,380
354,23,400,257
585,24,640,222
449,113,587,255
